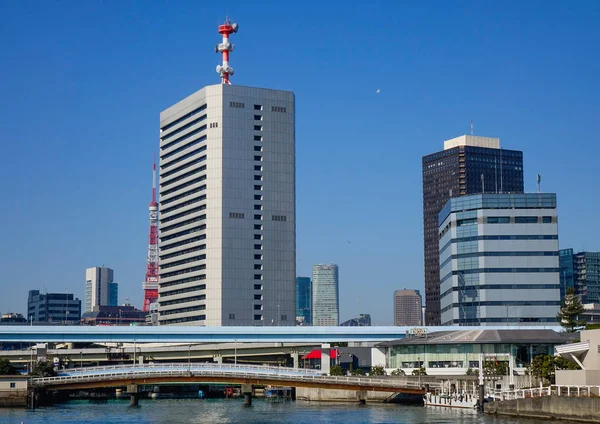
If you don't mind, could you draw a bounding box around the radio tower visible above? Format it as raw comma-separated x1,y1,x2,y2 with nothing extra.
142,157,159,311
215,18,239,84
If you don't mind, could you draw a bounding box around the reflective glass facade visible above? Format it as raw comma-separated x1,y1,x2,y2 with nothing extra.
296,277,311,325
560,249,600,303
312,264,339,326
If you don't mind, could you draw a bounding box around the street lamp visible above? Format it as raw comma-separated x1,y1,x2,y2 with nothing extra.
133,340,137,368
188,344,191,373
234,340,237,365
418,356,421,387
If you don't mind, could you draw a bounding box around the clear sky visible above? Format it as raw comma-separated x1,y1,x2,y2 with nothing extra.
1,1,599,325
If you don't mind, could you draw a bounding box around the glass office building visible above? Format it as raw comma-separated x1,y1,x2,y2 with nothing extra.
560,249,600,303
296,277,312,325
438,193,560,326
422,135,524,325
312,264,339,326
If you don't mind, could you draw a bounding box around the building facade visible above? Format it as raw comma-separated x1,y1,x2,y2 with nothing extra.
158,84,295,326
81,305,148,326
393,289,422,326
27,290,81,323
312,264,339,326
422,135,524,325
84,267,117,313
340,314,371,326
559,249,600,303
296,277,311,325
439,193,561,326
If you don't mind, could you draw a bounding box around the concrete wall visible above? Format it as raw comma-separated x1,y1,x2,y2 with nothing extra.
296,387,391,403
485,396,600,422
556,369,600,386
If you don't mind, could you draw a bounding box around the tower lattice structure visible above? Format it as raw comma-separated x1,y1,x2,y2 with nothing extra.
142,158,159,311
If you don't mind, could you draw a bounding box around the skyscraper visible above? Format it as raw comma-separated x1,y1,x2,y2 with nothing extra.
157,20,295,326
84,267,117,313
312,264,339,326
439,193,560,326
393,289,422,326
28,290,81,323
296,277,312,325
422,135,524,325
559,249,600,303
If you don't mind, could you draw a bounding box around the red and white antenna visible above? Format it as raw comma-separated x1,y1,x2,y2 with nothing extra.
215,17,239,84
142,155,159,311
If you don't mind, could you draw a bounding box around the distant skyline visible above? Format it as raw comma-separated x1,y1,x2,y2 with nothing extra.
1,1,600,324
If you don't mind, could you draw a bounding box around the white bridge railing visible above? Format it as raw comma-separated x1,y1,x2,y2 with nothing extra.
32,363,438,391
491,385,600,401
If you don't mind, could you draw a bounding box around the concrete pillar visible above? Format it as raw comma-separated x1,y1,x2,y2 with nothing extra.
127,384,139,407
291,352,299,369
357,390,367,404
321,343,331,375
241,384,253,406
214,356,222,364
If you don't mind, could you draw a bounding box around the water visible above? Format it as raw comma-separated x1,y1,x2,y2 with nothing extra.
0,399,567,424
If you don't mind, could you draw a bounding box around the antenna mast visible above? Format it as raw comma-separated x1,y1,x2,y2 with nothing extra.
215,18,239,84
142,156,159,311
470,120,474,135
537,174,541,193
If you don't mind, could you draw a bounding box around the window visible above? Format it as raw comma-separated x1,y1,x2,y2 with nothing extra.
254,146,263,152
254,274,263,280
457,218,477,226
254,264,263,270
254,294,263,300
487,217,510,224
229,313,235,320
254,105,263,111
254,175,263,181
9,382,15,389
272,215,287,222
254,125,262,131
542,216,553,223
254,214,263,220
254,185,263,191
209,122,219,128
254,254,263,260
230,101,245,108
254,234,263,240
271,106,287,113
254,304,263,310
254,135,263,141
254,204,263,210
515,216,538,224
254,244,263,250
254,155,263,161
254,284,263,290
254,115,263,121
254,224,263,230
254,314,263,320
254,166,263,172
229,212,245,219
281,315,287,321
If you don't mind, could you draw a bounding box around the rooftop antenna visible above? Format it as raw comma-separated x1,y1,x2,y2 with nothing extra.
470,120,474,135
537,174,541,193
215,17,239,84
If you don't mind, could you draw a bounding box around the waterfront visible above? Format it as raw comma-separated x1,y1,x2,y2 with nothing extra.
0,399,574,424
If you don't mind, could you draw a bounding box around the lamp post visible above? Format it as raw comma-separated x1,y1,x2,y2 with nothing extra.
133,340,137,368
234,340,237,365
80,351,83,368
418,356,421,387
188,344,191,373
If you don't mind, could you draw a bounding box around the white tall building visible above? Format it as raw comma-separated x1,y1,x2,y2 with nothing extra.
158,84,296,326
312,264,339,326
84,267,117,313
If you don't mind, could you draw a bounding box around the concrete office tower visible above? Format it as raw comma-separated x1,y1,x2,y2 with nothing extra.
312,264,339,326
84,267,117,313
296,277,311,325
393,289,422,326
158,91,295,326
28,290,81,323
559,249,600,303
422,135,524,325
438,193,561,326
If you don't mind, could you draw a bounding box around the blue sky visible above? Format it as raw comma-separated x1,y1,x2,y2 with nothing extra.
1,1,599,325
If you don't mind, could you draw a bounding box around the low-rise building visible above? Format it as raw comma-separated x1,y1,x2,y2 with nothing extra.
0,375,28,406
81,305,147,326
555,329,600,385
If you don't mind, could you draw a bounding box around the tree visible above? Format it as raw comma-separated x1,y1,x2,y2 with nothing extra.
0,359,19,375
330,364,346,376
369,366,386,376
390,368,405,376
531,354,580,384
483,360,508,376
30,360,57,377
349,365,365,376
557,287,586,333
412,367,427,376
466,368,479,376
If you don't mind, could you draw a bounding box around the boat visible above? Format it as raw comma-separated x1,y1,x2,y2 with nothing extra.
423,391,478,409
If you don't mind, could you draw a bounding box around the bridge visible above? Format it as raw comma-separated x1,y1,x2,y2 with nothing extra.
31,363,435,394
0,325,561,343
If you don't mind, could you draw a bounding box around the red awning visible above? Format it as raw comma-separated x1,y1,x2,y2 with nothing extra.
301,349,338,360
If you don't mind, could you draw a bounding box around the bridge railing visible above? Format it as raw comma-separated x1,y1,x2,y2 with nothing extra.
491,385,600,401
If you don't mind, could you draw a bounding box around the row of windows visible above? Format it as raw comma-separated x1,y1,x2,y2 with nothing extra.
160,233,206,253
160,254,207,270
159,294,206,307
161,212,206,233
209,122,218,128
439,234,559,255
161,104,207,132
272,106,287,113
160,284,206,298
161,175,206,197
161,194,207,216
161,115,207,143
160,304,206,316
160,314,206,324
161,165,207,188
160,275,206,289
441,300,561,313
161,147,207,170
272,215,287,222
439,250,559,269
230,101,245,108
161,155,207,179
440,268,561,284
443,317,556,325
161,185,206,207
161,264,206,279
161,136,207,160
229,212,245,219
440,284,561,299
160,225,206,242
161,246,206,261
160,205,206,224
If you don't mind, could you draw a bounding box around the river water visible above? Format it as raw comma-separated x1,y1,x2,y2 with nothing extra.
0,399,568,423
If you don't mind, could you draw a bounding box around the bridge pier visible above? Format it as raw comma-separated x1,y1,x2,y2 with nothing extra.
321,343,331,375
241,384,253,406
357,390,367,404
127,384,140,407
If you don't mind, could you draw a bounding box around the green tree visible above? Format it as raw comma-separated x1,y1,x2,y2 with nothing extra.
369,366,386,376
412,367,427,376
531,354,580,384
483,360,508,376
557,287,586,333
330,364,346,376
466,368,479,376
390,368,405,376
0,358,19,375
350,367,365,376
30,360,57,377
